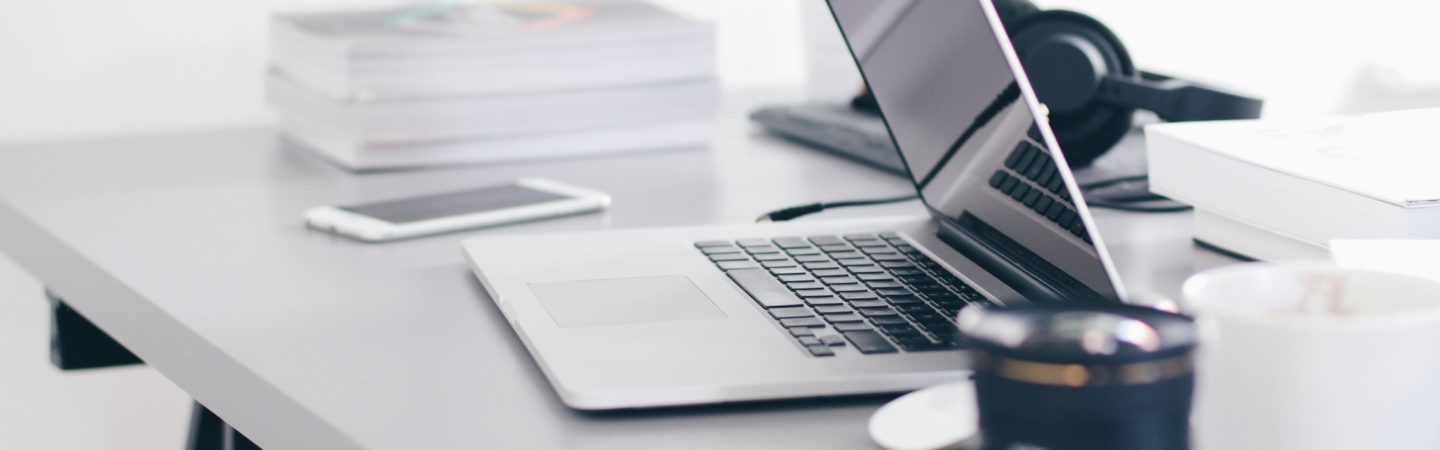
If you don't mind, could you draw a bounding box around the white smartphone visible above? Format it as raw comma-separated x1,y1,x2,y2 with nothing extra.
305,178,610,242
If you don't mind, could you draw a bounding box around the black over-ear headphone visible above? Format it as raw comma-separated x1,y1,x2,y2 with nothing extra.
994,0,1262,166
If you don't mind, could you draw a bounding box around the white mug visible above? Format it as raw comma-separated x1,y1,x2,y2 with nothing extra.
1182,263,1440,450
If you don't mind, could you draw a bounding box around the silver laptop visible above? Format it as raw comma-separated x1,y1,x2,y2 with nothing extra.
464,0,1127,410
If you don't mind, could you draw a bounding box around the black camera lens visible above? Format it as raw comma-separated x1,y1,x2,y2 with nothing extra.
957,304,1197,450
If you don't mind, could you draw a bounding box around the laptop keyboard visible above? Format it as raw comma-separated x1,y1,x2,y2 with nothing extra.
988,141,1092,244
696,233,995,357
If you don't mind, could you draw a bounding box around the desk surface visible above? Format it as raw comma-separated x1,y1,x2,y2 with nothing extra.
0,91,1234,449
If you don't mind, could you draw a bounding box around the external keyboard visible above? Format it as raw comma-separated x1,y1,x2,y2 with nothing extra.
989,141,1093,244
696,233,994,358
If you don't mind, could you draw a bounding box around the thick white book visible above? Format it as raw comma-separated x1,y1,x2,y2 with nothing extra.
265,72,718,143
1193,209,1328,262
280,117,713,171
1147,109,1440,251
270,1,715,100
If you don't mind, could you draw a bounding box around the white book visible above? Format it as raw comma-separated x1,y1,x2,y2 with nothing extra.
1193,209,1328,262
272,37,714,101
265,71,718,143
270,1,715,99
280,117,713,171
1147,109,1440,249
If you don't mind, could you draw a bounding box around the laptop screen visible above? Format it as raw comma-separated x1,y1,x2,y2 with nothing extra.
828,0,1123,303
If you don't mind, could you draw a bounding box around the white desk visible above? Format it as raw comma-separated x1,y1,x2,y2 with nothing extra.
0,91,1235,449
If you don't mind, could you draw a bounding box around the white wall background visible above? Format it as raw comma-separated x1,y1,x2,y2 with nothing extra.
4,0,1440,145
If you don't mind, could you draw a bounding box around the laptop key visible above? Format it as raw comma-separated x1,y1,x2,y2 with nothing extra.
886,295,923,305
820,244,856,253
812,268,848,277
870,316,909,326
727,269,805,308
842,330,898,354
786,281,824,291
896,303,934,314
794,289,833,298
859,307,900,317
860,247,896,256
753,253,790,262
858,273,894,282
770,307,814,319
823,313,865,323
878,322,922,335
709,253,750,262
839,291,878,300
779,317,825,328
830,284,868,293
808,236,846,246
744,245,781,254
777,274,815,283
805,296,845,306
837,259,873,267
851,239,887,248
818,335,847,346
849,266,885,274
789,328,815,337
835,322,874,332
867,281,904,289
695,240,732,248
736,239,770,247
807,345,836,357
848,300,888,309
814,305,853,315
785,247,822,256
820,276,859,285
769,266,806,275
762,260,797,268
700,246,741,255
798,336,822,346
803,261,839,270
717,261,759,271
794,254,830,263
773,237,811,249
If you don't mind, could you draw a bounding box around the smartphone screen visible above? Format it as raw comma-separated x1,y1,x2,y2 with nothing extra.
339,184,572,225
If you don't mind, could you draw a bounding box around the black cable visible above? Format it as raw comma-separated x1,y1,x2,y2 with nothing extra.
1085,201,1193,213
1079,174,1193,213
756,194,918,223
1079,174,1149,191
755,174,1191,222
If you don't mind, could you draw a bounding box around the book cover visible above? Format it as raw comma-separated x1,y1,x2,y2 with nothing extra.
1146,109,1440,208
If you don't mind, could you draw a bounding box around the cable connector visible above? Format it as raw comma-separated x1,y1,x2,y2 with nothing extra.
756,194,919,223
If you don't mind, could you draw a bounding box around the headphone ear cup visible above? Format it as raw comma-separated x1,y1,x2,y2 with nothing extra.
991,0,1041,29
1009,11,1136,167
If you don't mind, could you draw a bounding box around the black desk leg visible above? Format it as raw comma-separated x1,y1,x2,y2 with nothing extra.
45,288,142,370
44,290,258,449
187,403,261,450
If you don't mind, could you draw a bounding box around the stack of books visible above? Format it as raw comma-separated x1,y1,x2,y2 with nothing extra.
267,1,717,170
1146,109,1440,261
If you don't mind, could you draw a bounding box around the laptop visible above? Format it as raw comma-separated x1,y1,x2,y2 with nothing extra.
463,0,1127,410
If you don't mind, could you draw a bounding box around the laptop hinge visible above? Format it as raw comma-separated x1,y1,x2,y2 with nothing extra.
936,214,1109,304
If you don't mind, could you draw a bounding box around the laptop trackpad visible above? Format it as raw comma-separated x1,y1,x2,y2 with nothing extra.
529,276,725,328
